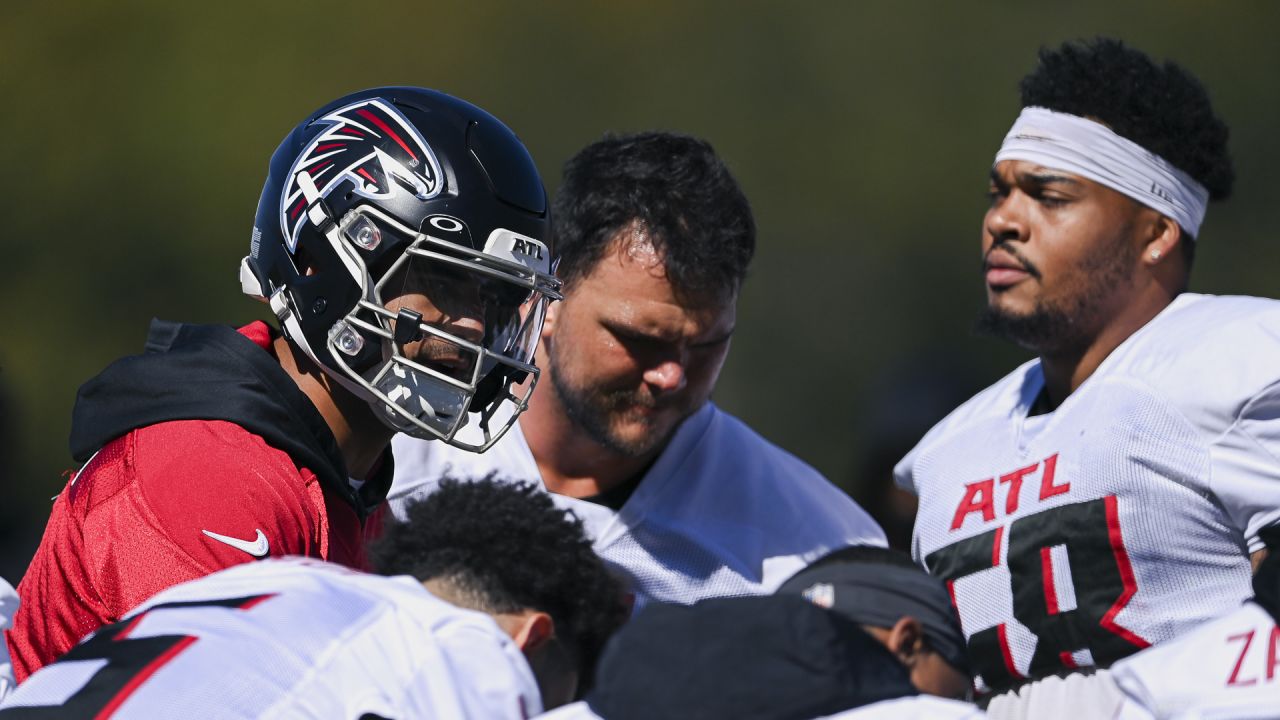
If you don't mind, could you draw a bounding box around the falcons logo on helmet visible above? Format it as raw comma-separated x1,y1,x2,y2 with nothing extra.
279,98,444,251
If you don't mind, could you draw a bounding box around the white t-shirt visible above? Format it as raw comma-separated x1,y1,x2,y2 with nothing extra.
0,576,17,704
1109,601,1280,720
392,402,886,608
0,558,541,719
895,294,1280,696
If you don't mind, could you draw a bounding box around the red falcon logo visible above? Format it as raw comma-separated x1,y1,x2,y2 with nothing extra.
279,98,443,251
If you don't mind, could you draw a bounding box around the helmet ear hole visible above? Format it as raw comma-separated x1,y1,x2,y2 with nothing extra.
294,244,318,277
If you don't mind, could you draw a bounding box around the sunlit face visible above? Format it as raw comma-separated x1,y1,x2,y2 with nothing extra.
545,230,736,457
979,159,1149,354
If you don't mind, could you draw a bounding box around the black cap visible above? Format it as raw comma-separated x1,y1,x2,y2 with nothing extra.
585,595,918,720
776,549,971,677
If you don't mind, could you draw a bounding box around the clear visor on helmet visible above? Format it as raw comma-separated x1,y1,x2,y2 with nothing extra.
324,206,560,452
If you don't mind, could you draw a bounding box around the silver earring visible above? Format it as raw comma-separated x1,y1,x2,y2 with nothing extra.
1151,250,1162,261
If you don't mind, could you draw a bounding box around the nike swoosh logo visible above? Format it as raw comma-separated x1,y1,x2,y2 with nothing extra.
202,529,270,558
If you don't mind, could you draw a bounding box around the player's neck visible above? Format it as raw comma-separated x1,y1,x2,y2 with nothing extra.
1038,288,1175,408
520,376,658,500
274,336,393,479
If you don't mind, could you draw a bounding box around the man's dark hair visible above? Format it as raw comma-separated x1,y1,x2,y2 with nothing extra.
551,131,755,299
1020,38,1233,264
369,477,628,685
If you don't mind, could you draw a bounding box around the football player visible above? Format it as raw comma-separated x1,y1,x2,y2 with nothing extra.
5,87,561,680
776,546,975,704
894,39,1280,719
1105,528,1280,719
543,551,982,720
0,479,627,718
391,131,885,609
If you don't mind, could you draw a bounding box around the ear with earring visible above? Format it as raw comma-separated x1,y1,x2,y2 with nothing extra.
1151,249,1162,261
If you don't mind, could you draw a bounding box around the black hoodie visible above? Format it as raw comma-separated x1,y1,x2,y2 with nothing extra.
69,319,390,517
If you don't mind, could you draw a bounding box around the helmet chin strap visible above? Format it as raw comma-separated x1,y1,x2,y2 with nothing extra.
296,170,333,230
268,170,334,373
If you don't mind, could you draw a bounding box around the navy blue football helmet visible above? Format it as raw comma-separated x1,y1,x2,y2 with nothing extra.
240,87,560,451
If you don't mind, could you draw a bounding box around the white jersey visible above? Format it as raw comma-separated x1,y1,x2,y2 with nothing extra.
1109,601,1280,720
820,696,987,719
537,701,601,719
540,696,985,720
393,402,886,608
0,576,17,704
896,294,1280,695
0,558,541,719
982,669,1124,720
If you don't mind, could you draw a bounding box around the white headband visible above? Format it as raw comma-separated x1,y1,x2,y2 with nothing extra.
995,107,1209,238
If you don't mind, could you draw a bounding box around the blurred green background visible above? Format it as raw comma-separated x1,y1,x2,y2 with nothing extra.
3,1,1278,577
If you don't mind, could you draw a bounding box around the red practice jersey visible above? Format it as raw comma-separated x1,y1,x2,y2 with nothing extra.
5,321,390,681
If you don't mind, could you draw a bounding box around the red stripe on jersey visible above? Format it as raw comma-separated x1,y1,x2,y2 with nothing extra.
996,624,1024,679
1041,546,1060,615
356,108,417,160
992,526,1004,567
115,614,147,640
1058,651,1079,669
1099,495,1151,649
95,636,198,719
237,593,276,611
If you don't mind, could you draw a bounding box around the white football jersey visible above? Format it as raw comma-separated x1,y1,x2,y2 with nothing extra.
0,558,541,719
1109,601,1280,720
819,696,987,719
393,402,886,608
896,294,1280,695
539,696,986,720
0,576,17,704
536,701,601,719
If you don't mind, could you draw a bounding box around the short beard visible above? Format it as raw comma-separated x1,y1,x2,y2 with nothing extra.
974,303,1084,354
547,348,680,459
975,236,1137,356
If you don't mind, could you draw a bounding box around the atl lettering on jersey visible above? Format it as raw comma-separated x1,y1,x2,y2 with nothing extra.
897,294,1280,695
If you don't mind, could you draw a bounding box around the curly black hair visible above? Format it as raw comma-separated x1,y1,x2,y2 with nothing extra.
369,477,628,686
551,131,755,300
1020,38,1234,206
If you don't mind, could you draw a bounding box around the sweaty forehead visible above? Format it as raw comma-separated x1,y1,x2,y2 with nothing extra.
573,240,736,339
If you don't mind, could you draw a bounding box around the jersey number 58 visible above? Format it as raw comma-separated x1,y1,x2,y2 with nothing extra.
925,495,1149,694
